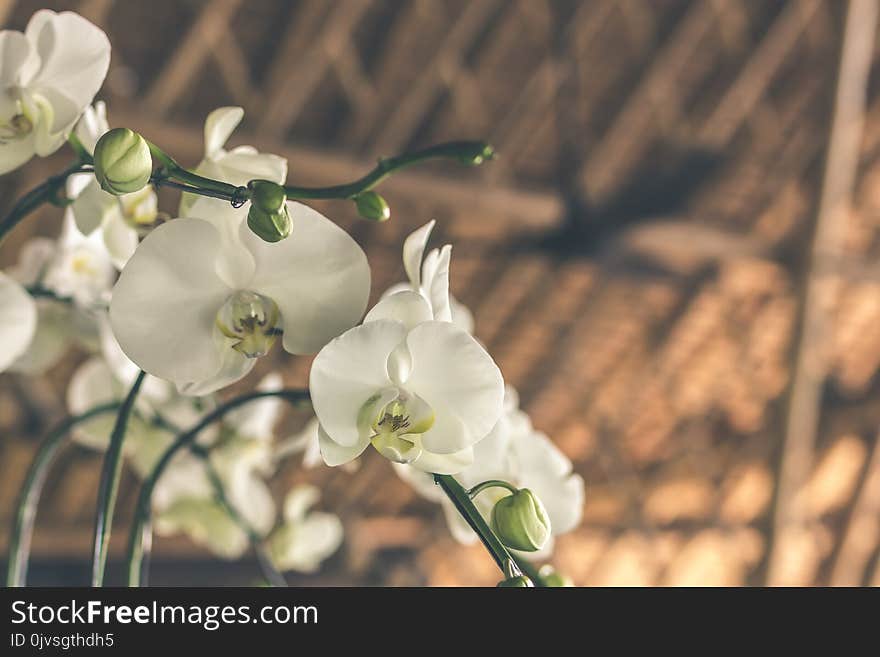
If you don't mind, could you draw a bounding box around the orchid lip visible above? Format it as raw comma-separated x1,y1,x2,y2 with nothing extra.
215,290,282,358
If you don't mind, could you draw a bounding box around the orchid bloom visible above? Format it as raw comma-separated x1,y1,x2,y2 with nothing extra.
0,272,37,372
310,317,505,474
4,215,112,373
180,106,287,215
369,220,474,333
396,386,585,556
154,439,276,560
109,196,370,395
267,485,343,573
68,102,158,269
0,10,110,174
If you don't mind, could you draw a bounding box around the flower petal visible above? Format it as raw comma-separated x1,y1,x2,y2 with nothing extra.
318,423,370,467
0,30,37,87
402,220,435,289
246,201,370,355
71,177,114,235
309,319,406,446
101,212,140,270
109,218,232,386
405,321,504,454
203,106,243,158
25,10,110,133
0,273,36,371
410,444,474,475
364,290,433,331
422,245,452,322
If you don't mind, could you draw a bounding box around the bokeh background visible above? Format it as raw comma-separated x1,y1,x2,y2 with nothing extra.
2,0,880,586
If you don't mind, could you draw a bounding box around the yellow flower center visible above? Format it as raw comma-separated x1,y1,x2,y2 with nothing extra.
215,290,281,358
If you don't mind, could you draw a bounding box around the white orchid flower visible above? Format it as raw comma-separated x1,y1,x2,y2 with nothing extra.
179,106,287,215
267,485,343,573
310,318,505,474
0,10,110,174
0,272,37,372
68,102,157,269
4,218,110,374
109,196,370,395
397,386,584,556
368,220,473,333
277,416,359,473
154,439,276,560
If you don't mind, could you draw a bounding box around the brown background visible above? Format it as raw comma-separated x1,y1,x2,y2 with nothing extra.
1,0,879,586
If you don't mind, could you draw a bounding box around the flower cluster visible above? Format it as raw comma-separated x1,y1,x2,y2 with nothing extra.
1,10,583,585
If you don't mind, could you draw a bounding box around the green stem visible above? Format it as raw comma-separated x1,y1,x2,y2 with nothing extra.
0,161,92,244
197,451,287,587
434,474,522,580
5,402,120,587
90,370,146,587
467,479,518,498
125,389,310,587
282,141,494,200
147,142,244,200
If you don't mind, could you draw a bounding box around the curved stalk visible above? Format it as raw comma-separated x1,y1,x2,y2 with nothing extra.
125,389,310,587
0,162,92,243
5,402,120,587
199,454,287,587
433,474,523,580
90,371,146,587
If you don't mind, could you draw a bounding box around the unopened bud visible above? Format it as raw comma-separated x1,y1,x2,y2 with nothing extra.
497,575,534,587
355,191,390,222
247,180,291,242
490,488,550,552
538,565,573,587
93,128,152,195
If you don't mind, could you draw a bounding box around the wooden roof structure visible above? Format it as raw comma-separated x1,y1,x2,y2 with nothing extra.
1,0,880,585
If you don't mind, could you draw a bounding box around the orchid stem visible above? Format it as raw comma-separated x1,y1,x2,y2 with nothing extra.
5,402,121,587
124,389,310,587
466,479,518,498
90,370,146,587
197,451,287,587
433,474,523,580
0,160,92,244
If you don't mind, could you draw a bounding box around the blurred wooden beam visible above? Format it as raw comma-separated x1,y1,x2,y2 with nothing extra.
765,0,878,586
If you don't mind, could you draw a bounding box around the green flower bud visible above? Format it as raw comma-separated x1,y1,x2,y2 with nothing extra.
456,141,495,166
497,575,534,587
490,488,550,552
247,180,291,242
93,128,152,195
354,191,390,222
538,565,573,587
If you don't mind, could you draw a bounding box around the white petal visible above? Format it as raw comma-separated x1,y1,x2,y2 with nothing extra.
282,484,320,523
70,177,114,235
364,290,433,331
66,357,121,449
203,106,243,158
410,444,474,475
175,341,255,396
393,463,444,501
512,430,584,534
184,197,255,289
309,320,406,446
208,146,288,185
73,100,108,154
422,245,452,322
101,212,140,270
405,321,504,454
0,30,37,87
0,127,36,174
7,299,70,374
109,218,232,386
245,202,370,354
0,272,36,371
318,423,370,467
155,498,249,560
450,295,475,334
25,10,110,133
268,511,343,573
224,372,284,440
402,220,435,289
